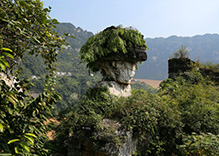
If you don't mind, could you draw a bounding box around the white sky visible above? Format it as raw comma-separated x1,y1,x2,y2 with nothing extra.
43,0,219,38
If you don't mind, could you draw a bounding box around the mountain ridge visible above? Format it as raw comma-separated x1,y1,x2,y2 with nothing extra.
21,22,219,108
146,33,219,40
135,33,219,80
55,23,219,80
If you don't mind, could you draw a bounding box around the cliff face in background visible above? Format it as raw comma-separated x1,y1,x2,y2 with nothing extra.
135,34,219,80
55,23,219,81
22,22,219,81
20,22,219,108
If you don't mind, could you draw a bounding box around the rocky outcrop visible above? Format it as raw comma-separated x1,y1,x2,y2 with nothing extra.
67,119,137,156
67,27,147,156
168,58,194,79
168,58,219,84
96,47,147,97
99,81,132,97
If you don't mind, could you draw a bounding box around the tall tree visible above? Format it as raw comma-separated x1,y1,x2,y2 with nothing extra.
0,0,66,155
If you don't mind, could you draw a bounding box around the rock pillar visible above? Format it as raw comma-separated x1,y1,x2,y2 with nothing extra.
96,47,147,97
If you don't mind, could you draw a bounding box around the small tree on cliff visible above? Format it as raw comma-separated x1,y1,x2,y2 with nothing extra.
0,0,67,155
80,26,148,72
173,45,189,59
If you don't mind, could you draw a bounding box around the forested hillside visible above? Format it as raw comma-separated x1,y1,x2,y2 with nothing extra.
21,23,154,109
1,1,218,154
20,23,219,108
21,23,219,82
20,23,101,109
135,34,219,80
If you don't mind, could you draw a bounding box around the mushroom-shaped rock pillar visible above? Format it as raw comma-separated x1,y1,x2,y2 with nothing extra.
80,26,148,97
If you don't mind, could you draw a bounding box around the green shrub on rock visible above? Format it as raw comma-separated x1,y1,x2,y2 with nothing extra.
52,70,219,156
80,26,148,72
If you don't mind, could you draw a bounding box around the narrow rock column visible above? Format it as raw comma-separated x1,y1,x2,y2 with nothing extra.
97,61,137,97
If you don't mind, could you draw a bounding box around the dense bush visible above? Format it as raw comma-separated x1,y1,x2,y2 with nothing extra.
179,132,219,155
51,69,219,156
80,26,148,72
0,0,66,155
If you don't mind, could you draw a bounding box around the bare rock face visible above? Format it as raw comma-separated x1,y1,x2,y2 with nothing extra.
98,61,136,84
96,47,147,97
99,81,132,97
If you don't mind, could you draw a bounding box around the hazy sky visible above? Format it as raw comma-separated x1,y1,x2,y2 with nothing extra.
43,0,219,38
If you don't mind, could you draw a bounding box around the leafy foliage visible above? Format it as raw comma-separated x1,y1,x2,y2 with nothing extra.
198,61,219,72
51,68,219,156
172,45,189,59
179,132,219,156
80,26,148,72
0,0,66,155
8,133,37,154
19,22,101,110
0,48,14,71
157,72,219,155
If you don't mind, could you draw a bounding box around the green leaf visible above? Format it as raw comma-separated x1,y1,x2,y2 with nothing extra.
70,35,76,39
25,133,37,138
15,146,19,154
0,61,6,70
7,97,16,107
52,18,59,24
0,123,3,132
24,135,34,145
20,142,30,153
3,52,14,59
2,48,12,52
8,139,20,144
1,59,9,67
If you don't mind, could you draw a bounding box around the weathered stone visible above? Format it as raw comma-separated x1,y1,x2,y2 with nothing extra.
168,58,219,84
100,46,147,63
98,81,131,97
97,61,136,84
168,58,194,77
94,46,147,97
0,73,15,87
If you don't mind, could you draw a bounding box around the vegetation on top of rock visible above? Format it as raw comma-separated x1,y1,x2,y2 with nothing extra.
171,45,189,59
198,61,219,72
80,25,148,72
48,68,219,156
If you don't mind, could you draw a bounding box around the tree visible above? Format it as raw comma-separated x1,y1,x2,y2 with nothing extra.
172,45,189,59
0,0,66,155
158,71,219,155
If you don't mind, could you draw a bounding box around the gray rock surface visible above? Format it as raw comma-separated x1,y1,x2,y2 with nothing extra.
97,61,136,84
95,47,147,97
98,81,132,97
